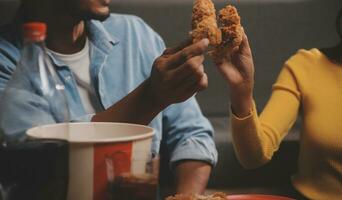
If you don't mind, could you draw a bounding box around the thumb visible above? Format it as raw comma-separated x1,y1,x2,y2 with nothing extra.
238,29,252,56
162,38,193,55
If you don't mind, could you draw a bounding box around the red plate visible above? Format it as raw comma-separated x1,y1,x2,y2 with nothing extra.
226,194,295,200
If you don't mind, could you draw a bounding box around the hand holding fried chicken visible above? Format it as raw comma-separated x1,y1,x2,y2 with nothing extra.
149,39,210,108
190,0,255,117
214,7,255,118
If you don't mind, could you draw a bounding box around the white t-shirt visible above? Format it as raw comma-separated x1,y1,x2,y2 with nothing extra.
47,38,102,114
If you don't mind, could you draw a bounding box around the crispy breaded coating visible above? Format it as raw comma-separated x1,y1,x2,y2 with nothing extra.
211,192,228,199
218,5,243,49
165,193,227,200
191,0,222,46
211,5,243,61
218,5,241,27
166,194,193,200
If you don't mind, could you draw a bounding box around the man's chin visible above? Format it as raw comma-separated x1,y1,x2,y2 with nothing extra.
92,12,110,21
81,11,110,21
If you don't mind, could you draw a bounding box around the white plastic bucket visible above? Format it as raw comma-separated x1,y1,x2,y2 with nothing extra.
27,122,155,200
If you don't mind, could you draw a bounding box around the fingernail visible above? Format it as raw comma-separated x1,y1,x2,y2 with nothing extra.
202,38,209,46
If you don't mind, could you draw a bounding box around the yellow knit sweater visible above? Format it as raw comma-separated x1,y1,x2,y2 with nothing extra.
231,49,342,200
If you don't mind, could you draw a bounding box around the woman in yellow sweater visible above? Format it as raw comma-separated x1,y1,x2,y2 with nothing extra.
215,12,342,200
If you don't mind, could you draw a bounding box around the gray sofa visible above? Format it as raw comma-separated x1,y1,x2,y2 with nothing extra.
0,0,341,197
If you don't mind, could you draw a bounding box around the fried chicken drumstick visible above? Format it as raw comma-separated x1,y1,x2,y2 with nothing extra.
210,5,243,61
166,192,227,200
191,0,222,46
191,0,243,61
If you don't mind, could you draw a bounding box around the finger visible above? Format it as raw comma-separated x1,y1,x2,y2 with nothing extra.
170,55,205,82
194,73,208,92
231,46,240,54
175,68,207,93
215,62,239,84
166,65,205,91
172,73,208,103
159,55,204,89
238,30,252,55
231,34,253,68
181,73,208,94
167,38,209,68
162,38,193,55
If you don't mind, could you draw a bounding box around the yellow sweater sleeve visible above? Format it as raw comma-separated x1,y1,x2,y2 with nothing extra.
231,64,301,169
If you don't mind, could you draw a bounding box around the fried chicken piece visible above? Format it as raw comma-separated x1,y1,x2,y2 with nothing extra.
211,192,228,199
191,0,222,46
219,5,243,48
166,194,194,200
211,5,243,61
165,193,227,200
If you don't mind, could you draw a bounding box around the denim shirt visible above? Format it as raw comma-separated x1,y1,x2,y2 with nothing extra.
0,14,217,166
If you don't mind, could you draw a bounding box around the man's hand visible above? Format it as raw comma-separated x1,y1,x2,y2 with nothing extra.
92,39,209,125
149,39,210,108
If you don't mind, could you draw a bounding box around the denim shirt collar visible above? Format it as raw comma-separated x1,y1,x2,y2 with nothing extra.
86,20,119,53
44,19,121,118
48,19,120,67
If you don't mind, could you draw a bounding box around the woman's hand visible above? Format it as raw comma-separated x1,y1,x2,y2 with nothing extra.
215,33,255,117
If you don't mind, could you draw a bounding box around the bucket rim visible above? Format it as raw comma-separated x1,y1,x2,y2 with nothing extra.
26,122,155,144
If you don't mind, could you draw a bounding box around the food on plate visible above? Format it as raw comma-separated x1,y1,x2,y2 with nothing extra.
166,192,227,200
190,0,222,46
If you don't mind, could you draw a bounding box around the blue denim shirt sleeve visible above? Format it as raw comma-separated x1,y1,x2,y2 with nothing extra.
162,98,218,167
0,66,56,142
0,39,92,142
72,114,95,122
0,39,19,94
0,57,14,94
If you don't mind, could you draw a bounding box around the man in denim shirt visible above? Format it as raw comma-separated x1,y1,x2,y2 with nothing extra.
0,0,217,195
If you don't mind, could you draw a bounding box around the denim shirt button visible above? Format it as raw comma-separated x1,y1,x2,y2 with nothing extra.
65,76,72,81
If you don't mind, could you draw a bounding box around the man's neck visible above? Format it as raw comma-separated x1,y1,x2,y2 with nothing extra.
45,17,87,54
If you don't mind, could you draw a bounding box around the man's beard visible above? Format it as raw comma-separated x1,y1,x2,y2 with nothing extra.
66,0,110,22
76,10,110,22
